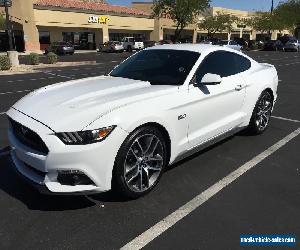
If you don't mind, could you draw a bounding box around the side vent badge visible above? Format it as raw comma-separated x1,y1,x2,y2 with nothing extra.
178,114,187,120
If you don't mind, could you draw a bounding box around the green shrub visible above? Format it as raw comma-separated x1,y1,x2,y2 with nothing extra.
251,43,258,50
0,55,11,70
47,52,58,64
28,53,39,65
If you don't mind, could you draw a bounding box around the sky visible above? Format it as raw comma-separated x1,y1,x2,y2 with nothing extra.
107,0,282,12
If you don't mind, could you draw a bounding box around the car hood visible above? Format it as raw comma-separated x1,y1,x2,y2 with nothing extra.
12,76,177,132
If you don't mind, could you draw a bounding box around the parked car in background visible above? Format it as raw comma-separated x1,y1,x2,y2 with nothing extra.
219,40,242,51
144,41,156,48
158,40,173,45
121,37,144,52
283,38,299,52
45,42,75,55
98,41,124,53
263,40,284,51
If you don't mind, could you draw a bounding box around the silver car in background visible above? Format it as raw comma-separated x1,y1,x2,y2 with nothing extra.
98,41,124,53
219,40,242,51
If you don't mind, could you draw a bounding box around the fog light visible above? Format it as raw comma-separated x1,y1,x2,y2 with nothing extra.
57,170,94,186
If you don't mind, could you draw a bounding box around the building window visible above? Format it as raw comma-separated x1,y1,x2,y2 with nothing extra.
109,33,146,42
39,31,50,44
62,32,95,50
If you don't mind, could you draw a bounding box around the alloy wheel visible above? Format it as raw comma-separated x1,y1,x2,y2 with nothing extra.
123,134,164,192
255,92,272,131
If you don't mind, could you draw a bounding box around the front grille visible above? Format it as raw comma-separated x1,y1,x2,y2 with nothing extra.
9,118,49,154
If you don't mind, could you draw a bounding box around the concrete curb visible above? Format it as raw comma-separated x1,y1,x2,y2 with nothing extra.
0,61,98,76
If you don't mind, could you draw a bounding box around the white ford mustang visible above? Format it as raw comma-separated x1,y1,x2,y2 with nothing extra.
7,44,278,198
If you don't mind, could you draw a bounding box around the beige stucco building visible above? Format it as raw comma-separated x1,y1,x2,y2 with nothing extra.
0,0,291,52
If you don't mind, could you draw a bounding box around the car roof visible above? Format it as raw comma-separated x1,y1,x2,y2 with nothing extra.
147,43,234,54
146,43,257,64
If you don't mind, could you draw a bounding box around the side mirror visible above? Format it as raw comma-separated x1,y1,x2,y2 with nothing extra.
198,73,222,85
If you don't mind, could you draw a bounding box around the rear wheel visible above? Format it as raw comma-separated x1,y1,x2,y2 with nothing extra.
247,90,273,135
113,126,167,199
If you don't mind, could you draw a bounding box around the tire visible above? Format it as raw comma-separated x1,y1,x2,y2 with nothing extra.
127,46,132,52
247,90,273,135
112,126,168,199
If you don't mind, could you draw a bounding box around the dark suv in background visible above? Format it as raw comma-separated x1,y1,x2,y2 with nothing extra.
263,40,284,51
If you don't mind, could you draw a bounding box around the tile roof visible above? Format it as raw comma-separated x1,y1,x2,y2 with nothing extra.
34,0,150,16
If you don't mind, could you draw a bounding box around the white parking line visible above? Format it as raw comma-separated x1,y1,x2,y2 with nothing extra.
44,72,74,80
0,112,6,115
0,89,31,95
272,116,300,123
278,61,300,67
121,128,300,250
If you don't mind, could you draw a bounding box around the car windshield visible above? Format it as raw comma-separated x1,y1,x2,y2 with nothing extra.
110,49,200,86
59,42,71,46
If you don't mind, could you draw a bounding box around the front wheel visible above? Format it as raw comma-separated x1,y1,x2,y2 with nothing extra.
112,126,167,199
247,91,273,135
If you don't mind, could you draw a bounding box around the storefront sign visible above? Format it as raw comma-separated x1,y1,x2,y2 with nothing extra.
88,16,109,24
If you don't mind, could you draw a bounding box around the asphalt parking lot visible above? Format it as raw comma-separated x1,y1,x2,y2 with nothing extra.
0,50,299,250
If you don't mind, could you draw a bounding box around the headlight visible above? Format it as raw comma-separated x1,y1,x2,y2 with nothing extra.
56,126,116,145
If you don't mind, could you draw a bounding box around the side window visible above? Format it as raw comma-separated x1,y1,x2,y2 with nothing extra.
196,51,236,80
196,51,251,81
234,54,251,73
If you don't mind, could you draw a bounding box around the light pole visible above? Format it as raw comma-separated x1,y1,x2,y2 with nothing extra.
4,0,14,50
271,0,274,14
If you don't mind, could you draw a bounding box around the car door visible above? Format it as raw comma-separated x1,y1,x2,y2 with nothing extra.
187,51,247,149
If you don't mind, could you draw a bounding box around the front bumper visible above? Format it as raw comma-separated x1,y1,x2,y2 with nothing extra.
284,45,298,51
7,108,128,194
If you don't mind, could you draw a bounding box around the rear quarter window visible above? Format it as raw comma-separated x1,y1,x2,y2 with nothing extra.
234,54,251,73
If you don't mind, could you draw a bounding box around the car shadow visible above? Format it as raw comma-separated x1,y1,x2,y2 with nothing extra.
0,154,96,211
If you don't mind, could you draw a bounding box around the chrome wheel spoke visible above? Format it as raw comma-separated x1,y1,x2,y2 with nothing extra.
147,154,163,163
127,170,139,183
146,139,159,157
130,148,139,160
139,170,143,190
145,163,161,172
143,168,150,188
144,135,155,156
136,139,145,155
125,163,138,175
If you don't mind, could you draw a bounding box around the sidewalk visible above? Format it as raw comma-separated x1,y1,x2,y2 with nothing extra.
0,61,99,75
0,50,98,56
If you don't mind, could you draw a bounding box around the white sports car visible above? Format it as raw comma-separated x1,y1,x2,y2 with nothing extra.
7,44,278,198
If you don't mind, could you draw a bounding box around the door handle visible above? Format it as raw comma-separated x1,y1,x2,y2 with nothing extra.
235,84,245,91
